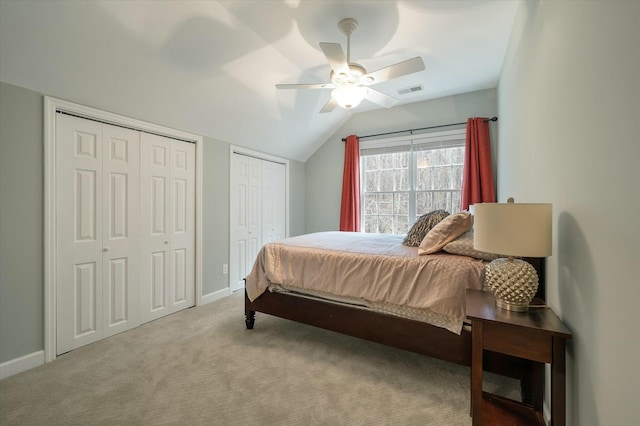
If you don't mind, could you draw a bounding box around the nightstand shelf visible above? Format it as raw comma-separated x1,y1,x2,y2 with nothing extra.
466,289,572,426
481,392,544,425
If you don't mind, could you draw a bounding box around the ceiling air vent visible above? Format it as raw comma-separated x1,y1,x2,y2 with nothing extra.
398,85,423,95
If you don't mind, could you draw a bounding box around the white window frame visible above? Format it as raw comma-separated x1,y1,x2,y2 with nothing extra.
359,128,466,233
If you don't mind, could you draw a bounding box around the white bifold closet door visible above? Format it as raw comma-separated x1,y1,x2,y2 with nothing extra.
56,114,196,355
229,155,261,293
229,154,286,293
56,114,140,354
139,133,195,323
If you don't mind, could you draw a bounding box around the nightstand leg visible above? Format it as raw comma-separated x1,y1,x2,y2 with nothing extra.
532,361,544,412
471,321,483,426
552,337,567,426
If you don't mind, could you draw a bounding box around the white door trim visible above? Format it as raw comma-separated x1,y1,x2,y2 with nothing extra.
44,96,204,363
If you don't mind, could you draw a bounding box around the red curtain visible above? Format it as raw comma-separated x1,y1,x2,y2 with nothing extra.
339,135,361,232
461,118,496,210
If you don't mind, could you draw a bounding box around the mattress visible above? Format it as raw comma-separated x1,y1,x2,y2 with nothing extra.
245,231,487,334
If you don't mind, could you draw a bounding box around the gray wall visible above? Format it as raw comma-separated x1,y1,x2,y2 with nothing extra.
0,81,306,363
202,136,229,296
305,88,499,232
287,160,306,237
498,1,639,424
0,82,44,362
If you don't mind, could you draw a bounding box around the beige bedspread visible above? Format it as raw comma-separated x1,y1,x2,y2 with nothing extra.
245,231,486,333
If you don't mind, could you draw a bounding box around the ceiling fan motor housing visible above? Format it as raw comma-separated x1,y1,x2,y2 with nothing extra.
330,64,371,85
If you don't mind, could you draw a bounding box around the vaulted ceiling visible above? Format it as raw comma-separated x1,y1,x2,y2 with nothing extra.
0,0,518,161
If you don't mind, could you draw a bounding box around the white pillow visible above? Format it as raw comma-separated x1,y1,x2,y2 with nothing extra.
442,231,501,261
418,212,473,255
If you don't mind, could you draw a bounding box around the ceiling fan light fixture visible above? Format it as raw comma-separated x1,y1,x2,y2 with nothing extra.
331,85,368,110
276,17,423,113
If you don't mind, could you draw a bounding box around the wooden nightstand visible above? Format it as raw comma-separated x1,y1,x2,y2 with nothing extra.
466,289,572,426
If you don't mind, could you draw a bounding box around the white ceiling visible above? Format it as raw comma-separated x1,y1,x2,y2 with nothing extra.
0,0,518,161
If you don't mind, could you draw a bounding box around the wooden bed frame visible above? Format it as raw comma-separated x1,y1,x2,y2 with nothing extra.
245,257,545,403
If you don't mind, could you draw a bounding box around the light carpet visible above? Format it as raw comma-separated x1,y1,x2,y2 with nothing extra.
0,291,518,425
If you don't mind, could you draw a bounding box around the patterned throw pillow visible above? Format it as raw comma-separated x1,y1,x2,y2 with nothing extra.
403,210,450,247
442,231,502,261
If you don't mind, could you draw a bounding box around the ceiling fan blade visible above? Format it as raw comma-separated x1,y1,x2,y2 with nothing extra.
276,83,335,90
319,97,338,113
363,57,425,85
319,42,350,76
365,88,398,108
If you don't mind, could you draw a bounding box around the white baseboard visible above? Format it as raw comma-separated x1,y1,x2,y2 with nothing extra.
2,289,233,379
0,350,45,380
200,287,231,305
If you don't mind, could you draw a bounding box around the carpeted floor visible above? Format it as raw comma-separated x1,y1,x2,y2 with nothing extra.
0,291,518,425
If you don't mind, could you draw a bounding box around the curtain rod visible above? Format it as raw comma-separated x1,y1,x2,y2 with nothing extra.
341,116,497,142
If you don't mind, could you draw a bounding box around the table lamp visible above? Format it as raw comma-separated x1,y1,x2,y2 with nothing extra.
473,198,552,312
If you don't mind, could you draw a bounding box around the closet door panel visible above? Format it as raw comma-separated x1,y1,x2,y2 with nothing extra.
151,251,167,309
140,133,172,323
56,114,104,354
140,134,195,321
229,154,250,292
106,258,128,324
74,262,99,337
170,141,195,312
102,124,140,337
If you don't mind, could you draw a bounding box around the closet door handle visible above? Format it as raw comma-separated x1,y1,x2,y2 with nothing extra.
164,241,169,245
103,247,109,252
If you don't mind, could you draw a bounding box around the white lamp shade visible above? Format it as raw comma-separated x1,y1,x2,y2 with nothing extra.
474,202,552,257
331,85,368,109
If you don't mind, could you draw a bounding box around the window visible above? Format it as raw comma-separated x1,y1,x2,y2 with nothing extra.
361,129,465,234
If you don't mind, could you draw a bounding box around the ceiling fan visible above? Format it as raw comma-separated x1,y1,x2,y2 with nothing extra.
276,18,425,113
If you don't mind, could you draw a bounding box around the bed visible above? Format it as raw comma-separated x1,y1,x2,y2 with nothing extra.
244,230,545,403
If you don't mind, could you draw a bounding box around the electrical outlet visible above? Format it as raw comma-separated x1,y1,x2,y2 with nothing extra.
222,264,228,275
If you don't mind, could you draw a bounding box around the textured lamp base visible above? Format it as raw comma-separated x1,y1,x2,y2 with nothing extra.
495,298,530,312
485,258,539,312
